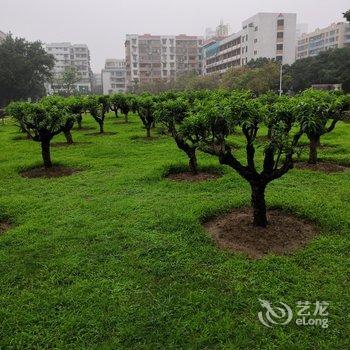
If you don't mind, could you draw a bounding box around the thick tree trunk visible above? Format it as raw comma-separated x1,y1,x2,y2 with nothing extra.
188,152,198,174
267,127,272,139
146,127,151,138
77,114,82,129
41,141,52,168
98,121,104,134
64,130,73,144
250,183,267,228
308,135,319,164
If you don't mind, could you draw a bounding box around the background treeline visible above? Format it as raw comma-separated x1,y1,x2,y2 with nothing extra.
133,48,350,95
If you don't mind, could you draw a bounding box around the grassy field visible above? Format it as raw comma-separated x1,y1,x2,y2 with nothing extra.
0,113,349,349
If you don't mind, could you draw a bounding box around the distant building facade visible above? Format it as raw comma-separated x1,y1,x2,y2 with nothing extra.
92,73,103,94
125,34,203,90
44,42,92,94
296,22,350,60
101,59,126,94
296,23,308,40
203,12,297,75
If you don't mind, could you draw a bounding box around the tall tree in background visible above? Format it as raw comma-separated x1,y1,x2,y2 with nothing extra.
288,48,350,92
56,66,82,95
343,9,350,21
0,35,54,107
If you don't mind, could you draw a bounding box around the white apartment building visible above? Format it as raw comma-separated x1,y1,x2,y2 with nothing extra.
125,34,203,89
45,42,92,94
296,22,350,60
203,12,297,75
102,59,126,94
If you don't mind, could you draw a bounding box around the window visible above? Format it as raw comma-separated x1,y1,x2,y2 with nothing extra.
254,39,258,43
277,32,284,39
255,26,258,31
276,44,283,51
276,55,283,62
277,19,284,27
254,50,257,55
162,39,167,45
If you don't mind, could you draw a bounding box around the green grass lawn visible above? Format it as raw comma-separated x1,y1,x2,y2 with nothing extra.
0,113,349,349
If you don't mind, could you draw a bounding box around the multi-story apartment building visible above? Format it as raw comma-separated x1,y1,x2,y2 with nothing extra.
125,34,203,89
296,22,350,60
44,42,92,93
101,59,126,94
0,30,7,43
91,73,103,94
203,12,297,75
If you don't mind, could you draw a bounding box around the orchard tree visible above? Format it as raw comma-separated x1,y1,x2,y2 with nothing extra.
109,93,122,118
65,96,86,129
136,96,155,137
182,92,303,227
6,101,68,167
295,89,350,164
85,95,108,133
154,98,200,174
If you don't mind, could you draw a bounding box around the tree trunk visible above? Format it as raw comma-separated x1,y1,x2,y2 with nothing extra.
125,113,128,123
267,127,272,139
114,110,118,118
99,121,104,134
146,127,151,138
41,141,52,168
77,114,82,129
188,152,198,174
250,183,267,228
308,135,319,164
64,130,73,144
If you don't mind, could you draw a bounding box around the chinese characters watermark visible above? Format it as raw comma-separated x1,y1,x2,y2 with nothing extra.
258,299,329,328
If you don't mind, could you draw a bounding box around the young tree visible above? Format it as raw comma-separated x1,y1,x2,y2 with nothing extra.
136,96,155,138
57,66,82,95
295,89,350,164
154,98,200,174
343,9,350,21
182,92,303,227
6,101,68,167
85,95,108,134
110,94,131,123
65,96,86,130
0,35,54,107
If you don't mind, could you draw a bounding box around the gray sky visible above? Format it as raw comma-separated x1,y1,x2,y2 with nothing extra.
1,0,348,72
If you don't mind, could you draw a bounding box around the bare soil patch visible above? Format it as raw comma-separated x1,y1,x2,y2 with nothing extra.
20,166,81,179
85,132,116,136
51,142,92,148
130,135,159,141
0,221,11,235
203,208,319,259
295,162,349,173
167,171,221,182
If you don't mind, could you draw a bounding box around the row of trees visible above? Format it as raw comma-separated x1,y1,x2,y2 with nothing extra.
6,89,350,227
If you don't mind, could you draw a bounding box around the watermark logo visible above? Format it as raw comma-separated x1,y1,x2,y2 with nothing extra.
258,299,329,328
258,299,293,327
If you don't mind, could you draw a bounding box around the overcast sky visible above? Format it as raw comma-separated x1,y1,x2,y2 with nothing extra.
1,0,348,71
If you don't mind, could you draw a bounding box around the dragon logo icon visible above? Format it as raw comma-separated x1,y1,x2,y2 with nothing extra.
258,299,293,328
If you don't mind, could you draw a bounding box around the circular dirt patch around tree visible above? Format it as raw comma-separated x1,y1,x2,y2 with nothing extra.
51,142,92,148
0,221,11,235
295,162,349,173
20,166,82,179
85,132,116,136
167,171,221,182
203,208,319,259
